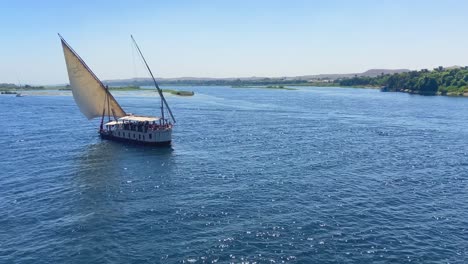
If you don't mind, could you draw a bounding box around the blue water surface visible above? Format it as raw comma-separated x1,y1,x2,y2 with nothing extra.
0,86,467,263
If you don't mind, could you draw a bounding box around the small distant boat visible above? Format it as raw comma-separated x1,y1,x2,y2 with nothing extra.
16,93,25,97
59,34,176,146
176,91,194,96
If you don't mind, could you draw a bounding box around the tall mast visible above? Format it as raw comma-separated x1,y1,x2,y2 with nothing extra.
131,35,176,123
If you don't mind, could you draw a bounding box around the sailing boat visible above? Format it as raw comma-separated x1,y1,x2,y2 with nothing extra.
59,34,175,146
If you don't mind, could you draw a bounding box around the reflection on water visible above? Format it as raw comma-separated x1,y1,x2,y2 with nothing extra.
75,140,175,178
68,141,176,262
73,139,176,204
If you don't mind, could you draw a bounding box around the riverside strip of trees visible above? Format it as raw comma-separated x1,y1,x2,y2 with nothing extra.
337,66,468,96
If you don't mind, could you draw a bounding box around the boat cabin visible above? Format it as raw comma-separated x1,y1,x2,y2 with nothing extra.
101,115,172,145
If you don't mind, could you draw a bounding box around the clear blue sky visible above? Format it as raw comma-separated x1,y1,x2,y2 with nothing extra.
1,0,468,85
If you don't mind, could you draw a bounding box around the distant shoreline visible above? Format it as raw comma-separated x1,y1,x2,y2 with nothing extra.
3,83,468,98
231,85,297,90
0,85,195,96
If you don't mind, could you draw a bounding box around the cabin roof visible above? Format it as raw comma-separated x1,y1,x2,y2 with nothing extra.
104,121,121,126
119,115,160,122
104,115,161,126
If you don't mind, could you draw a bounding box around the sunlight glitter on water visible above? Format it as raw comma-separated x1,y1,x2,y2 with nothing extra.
1,86,468,263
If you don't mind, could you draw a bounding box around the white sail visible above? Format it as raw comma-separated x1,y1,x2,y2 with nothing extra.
61,39,126,119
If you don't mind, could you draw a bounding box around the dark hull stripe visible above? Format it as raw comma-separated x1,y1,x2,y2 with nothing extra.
100,133,171,147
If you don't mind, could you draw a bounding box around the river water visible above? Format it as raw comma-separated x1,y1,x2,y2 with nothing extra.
1,86,467,263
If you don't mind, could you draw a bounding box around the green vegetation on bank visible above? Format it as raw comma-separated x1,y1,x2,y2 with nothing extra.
110,78,310,87
4,67,468,97
109,85,141,91
0,83,195,97
336,66,468,96
231,85,297,90
289,82,338,87
58,85,194,94
231,85,257,88
0,90,18,94
0,83,45,90
58,85,141,91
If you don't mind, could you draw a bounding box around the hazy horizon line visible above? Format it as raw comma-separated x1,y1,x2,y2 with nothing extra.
2,65,464,86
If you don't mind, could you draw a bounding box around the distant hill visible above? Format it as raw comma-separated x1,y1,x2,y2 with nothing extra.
294,69,410,80
102,68,411,86
359,69,410,77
